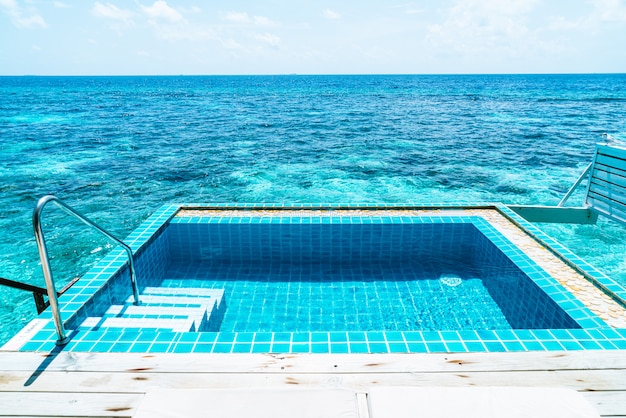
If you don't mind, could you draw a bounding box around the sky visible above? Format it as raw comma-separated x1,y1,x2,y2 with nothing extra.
1,0,625,75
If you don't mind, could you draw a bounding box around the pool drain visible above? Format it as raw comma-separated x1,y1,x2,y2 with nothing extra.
439,274,462,287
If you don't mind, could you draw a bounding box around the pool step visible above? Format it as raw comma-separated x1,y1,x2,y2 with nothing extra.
79,287,226,332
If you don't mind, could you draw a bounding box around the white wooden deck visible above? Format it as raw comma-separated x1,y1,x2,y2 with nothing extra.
0,350,625,417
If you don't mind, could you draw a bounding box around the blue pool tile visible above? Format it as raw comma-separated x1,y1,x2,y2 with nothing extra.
349,343,369,353
385,331,404,342
402,331,423,342
367,332,386,343
368,342,388,353
597,340,617,350
311,332,329,343
273,333,291,343
502,341,524,351
612,339,626,349
254,333,273,343
440,331,461,341
232,343,252,353
130,342,152,352
483,341,506,352
311,343,330,353
407,342,428,353
271,343,291,353
542,340,565,351
217,332,237,343
91,342,114,352
444,342,467,353
197,333,218,343
179,333,200,343
330,343,349,353
426,342,447,352
422,331,441,343
194,343,214,353
348,332,367,342
388,342,408,353
560,340,584,350
212,343,234,353
292,333,311,343
251,343,271,353
20,341,46,351
330,332,348,343
291,343,310,353
111,342,132,352
173,343,194,353
464,341,487,352
72,341,96,352
235,333,255,343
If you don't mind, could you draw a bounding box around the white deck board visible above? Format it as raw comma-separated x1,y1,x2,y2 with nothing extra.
0,392,143,417
1,351,625,417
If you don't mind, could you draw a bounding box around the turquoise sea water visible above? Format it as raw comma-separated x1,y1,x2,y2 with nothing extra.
1,74,626,345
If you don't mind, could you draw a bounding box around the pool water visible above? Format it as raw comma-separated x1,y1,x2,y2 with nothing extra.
153,217,579,332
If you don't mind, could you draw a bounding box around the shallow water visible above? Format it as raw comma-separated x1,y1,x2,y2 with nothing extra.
1,74,626,344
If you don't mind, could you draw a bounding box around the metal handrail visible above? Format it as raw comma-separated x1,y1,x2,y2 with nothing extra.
33,195,141,345
558,162,593,207
0,276,80,314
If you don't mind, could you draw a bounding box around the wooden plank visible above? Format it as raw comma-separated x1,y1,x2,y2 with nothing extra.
583,391,626,417
0,392,142,417
3,351,626,374
2,369,626,392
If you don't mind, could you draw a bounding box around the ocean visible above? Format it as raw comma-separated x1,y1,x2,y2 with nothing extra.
1,74,625,345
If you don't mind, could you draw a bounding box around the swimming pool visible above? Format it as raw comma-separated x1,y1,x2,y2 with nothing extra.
10,204,626,354
162,217,580,332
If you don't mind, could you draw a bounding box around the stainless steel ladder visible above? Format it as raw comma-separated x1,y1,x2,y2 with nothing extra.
32,195,141,345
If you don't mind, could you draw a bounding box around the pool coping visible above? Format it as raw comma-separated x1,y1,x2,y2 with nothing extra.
5,203,626,354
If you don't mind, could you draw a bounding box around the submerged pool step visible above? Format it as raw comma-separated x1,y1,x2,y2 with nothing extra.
79,287,226,332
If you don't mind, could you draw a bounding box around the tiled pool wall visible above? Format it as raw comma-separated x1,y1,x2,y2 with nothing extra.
17,204,626,354
469,226,581,330
168,218,477,265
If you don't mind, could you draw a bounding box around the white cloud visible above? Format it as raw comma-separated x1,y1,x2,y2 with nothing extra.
223,11,250,24
140,1,185,23
426,0,539,54
221,38,243,50
547,0,626,32
91,2,134,24
221,11,278,27
590,0,626,22
0,0,47,28
256,32,280,48
323,9,341,20
253,15,276,26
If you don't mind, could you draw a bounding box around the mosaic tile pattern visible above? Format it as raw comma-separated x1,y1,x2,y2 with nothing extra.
165,217,582,331
14,203,626,354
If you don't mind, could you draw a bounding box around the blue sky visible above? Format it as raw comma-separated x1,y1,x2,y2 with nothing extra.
1,0,625,75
